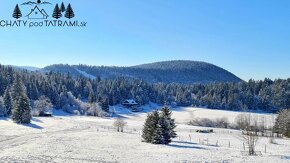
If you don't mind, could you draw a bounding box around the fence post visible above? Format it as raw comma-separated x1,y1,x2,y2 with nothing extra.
228,141,231,148
265,144,267,153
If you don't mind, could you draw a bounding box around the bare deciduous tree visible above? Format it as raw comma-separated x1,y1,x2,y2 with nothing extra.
235,113,250,130
113,118,127,132
239,113,259,156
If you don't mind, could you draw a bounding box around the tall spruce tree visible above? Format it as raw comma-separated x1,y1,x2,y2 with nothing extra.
52,4,62,19
3,87,12,116
160,106,177,144
13,4,22,19
0,97,6,117
13,95,31,124
65,4,75,19
142,110,160,143
142,108,177,144
101,97,109,112
11,75,31,124
88,91,95,103
151,111,163,144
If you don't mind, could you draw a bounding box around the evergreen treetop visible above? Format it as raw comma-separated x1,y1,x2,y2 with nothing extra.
11,75,31,124
3,87,12,116
142,108,177,144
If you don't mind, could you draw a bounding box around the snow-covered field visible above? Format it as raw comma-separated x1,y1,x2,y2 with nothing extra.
0,107,289,163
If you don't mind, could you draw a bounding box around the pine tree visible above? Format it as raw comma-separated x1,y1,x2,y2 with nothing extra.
142,108,177,144
101,97,109,112
11,75,25,102
65,3,75,19
3,87,12,116
52,4,62,19
13,95,31,123
142,110,160,143
11,75,31,124
88,91,95,103
0,97,6,117
160,106,177,144
152,111,163,144
13,4,22,19
60,2,66,12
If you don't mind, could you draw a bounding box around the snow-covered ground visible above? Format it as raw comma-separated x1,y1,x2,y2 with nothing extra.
0,107,289,163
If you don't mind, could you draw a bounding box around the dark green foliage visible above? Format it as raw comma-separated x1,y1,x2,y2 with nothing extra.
88,91,95,103
13,4,22,19
44,61,241,84
52,4,62,19
160,107,177,144
142,108,177,144
12,95,31,123
101,97,109,112
142,110,160,143
11,75,31,124
0,64,290,114
40,64,290,112
3,87,12,116
65,4,74,19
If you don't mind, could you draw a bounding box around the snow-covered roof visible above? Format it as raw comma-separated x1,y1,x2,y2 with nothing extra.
123,99,138,105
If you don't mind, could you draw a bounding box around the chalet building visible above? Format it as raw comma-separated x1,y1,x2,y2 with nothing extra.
26,6,48,19
122,99,139,112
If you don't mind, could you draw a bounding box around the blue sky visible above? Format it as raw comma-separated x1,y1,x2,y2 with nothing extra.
0,0,290,80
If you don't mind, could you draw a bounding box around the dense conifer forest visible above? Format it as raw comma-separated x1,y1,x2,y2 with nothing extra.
0,64,289,116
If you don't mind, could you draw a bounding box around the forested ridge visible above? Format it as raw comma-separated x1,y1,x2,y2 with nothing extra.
42,60,242,84
0,64,290,114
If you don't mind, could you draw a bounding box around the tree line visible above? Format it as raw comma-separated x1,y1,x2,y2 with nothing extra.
0,65,290,120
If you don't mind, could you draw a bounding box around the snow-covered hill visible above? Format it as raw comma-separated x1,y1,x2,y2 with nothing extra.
41,60,242,84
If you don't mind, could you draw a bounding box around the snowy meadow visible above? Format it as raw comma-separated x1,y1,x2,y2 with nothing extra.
1,106,290,163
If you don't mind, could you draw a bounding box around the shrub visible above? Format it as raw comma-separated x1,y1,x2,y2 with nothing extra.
86,103,107,117
189,117,229,128
32,96,53,117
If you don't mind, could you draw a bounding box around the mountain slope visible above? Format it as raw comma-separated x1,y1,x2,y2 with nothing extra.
9,66,41,72
41,60,242,84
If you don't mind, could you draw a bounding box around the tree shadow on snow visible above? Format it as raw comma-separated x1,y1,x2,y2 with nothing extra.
281,155,290,160
0,117,9,121
52,109,74,117
168,141,206,150
21,123,43,129
172,140,198,145
31,118,43,123
112,114,129,119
